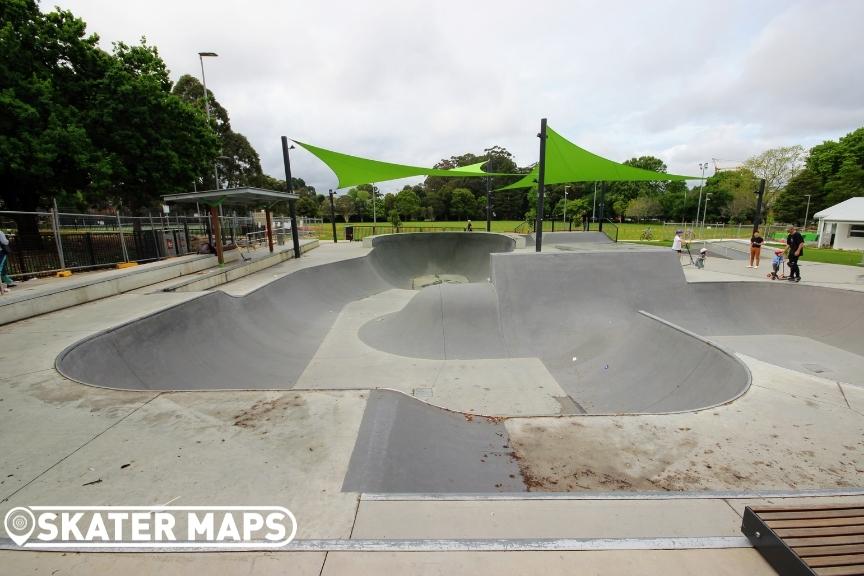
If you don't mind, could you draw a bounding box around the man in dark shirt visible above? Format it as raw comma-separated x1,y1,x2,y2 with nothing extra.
786,225,805,282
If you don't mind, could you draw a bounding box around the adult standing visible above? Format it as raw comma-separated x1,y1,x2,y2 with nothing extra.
748,229,764,268
466,220,473,232
786,225,804,282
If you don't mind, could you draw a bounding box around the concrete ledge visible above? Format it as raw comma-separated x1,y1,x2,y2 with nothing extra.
0,255,217,326
167,239,319,292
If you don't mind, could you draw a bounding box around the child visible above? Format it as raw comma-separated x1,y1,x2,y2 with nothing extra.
769,249,784,280
695,247,707,269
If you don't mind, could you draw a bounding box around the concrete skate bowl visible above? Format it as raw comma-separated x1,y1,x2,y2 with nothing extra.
55,232,515,391
361,250,752,414
525,231,612,249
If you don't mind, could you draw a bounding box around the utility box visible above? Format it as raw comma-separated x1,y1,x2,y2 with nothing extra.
154,230,177,257
172,229,188,255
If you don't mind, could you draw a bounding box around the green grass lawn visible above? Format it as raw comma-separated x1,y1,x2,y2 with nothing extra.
309,219,863,266
798,247,863,266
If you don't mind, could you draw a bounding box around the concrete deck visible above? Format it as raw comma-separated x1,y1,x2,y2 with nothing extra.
1,234,862,573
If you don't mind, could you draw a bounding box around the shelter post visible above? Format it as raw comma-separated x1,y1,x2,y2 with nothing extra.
265,208,274,253
753,179,766,235
328,190,338,243
209,205,224,264
535,118,548,252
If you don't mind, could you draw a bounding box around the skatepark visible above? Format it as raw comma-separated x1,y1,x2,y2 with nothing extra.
1,229,863,573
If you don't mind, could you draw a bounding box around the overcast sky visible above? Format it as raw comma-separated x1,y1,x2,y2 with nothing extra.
51,0,864,193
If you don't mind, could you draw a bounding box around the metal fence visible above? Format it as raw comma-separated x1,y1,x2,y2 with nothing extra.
0,210,302,278
343,225,468,241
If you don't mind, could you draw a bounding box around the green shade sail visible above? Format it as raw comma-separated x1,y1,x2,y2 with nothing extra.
293,140,508,189
498,125,698,190
296,124,699,191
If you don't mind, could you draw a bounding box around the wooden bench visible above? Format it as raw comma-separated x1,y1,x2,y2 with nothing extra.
742,503,864,575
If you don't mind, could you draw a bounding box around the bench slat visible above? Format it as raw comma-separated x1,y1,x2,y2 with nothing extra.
797,544,864,558
808,555,864,568
762,509,864,521
812,565,864,576
769,518,864,529
787,535,864,548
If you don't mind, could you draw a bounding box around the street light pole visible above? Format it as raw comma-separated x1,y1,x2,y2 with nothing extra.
694,162,707,237
592,182,597,223
563,185,571,228
198,52,219,190
803,194,812,231
702,193,711,231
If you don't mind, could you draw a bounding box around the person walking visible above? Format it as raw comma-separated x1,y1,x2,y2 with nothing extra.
0,230,11,294
748,229,764,268
786,225,805,282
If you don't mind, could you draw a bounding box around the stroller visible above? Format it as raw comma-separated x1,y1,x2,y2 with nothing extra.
768,249,786,280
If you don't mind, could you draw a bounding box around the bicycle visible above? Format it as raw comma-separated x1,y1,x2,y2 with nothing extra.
640,228,654,241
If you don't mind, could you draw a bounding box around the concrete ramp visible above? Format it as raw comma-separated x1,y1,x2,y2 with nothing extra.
56,232,862,413
56,233,516,391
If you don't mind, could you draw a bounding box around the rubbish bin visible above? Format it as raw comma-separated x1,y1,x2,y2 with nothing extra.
345,226,354,242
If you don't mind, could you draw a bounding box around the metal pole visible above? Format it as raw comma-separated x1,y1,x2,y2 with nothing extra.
116,206,129,262
752,179,766,235
695,162,706,237
328,190,338,243
563,185,571,229
486,152,492,232
702,195,711,232
198,53,220,190
803,194,812,230
534,118,548,252
281,136,301,258
51,198,66,270
148,213,160,258
372,182,377,229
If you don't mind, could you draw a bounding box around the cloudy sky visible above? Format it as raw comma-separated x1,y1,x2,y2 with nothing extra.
52,0,864,193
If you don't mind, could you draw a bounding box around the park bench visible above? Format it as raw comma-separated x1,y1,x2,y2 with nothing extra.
742,503,864,575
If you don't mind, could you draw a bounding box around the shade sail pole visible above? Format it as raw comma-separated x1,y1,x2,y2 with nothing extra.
535,118,548,252
281,136,301,259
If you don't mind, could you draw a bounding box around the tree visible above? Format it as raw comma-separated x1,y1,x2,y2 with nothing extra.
696,169,758,223
0,1,219,227
0,0,103,225
626,196,662,221
334,194,354,222
553,197,589,222
450,188,476,220
387,209,401,228
394,187,421,219
605,156,673,220
772,169,823,225
743,145,807,215
171,74,262,190
796,127,864,214
85,40,218,211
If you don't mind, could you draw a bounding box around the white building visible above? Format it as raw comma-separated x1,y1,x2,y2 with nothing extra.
814,197,864,250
